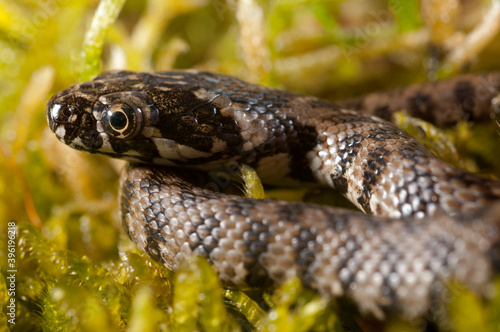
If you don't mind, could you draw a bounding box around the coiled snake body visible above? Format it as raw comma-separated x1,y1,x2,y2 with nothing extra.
46,70,500,318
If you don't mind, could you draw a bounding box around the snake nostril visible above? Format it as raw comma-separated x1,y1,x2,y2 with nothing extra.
47,100,73,124
46,87,77,124
61,105,74,118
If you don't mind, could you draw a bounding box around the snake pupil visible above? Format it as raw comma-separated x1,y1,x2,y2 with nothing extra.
110,111,128,130
103,102,143,139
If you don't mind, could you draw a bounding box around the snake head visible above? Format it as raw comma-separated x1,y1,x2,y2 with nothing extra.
46,80,102,152
46,71,166,162
46,70,242,166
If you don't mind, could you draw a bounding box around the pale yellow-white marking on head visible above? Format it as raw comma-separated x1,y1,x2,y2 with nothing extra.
193,87,222,103
124,149,144,157
129,83,145,90
154,86,172,92
140,106,156,126
168,80,188,85
164,74,188,80
212,137,227,153
55,125,66,140
192,87,208,99
50,103,61,120
151,137,188,162
140,126,154,137
93,109,103,121
70,136,85,149
96,120,104,133
98,133,113,153
151,128,162,137
176,144,213,159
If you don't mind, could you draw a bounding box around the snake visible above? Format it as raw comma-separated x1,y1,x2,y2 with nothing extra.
46,70,500,319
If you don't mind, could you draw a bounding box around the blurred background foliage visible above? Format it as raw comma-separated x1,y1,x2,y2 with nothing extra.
0,0,500,331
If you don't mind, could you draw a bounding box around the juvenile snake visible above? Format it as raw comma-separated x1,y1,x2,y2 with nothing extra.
46,70,500,319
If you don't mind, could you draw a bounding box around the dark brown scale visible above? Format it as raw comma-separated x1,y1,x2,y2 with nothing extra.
120,166,500,318
338,72,500,126
46,70,500,319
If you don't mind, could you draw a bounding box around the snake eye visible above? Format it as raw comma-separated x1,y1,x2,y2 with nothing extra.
103,102,143,138
109,107,128,130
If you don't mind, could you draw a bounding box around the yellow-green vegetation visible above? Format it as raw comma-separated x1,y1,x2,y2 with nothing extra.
239,164,266,199
1,0,500,331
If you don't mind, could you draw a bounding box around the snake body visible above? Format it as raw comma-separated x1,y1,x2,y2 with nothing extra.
46,70,500,318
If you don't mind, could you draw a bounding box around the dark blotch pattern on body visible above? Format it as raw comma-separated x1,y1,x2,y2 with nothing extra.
338,72,500,126
47,70,500,319
120,166,500,318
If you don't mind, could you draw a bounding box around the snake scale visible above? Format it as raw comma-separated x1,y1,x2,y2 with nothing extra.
46,70,500,319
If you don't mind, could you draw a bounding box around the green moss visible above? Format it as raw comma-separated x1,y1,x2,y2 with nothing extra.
173,257,239,331
388,0,422,33
239,164,266,199
447,278,500,331
257,278,338,332
19,223,131,318
80,0,127,80
1,0,499,331
42,284,118,331
393,112,462,167
127,286,167,332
